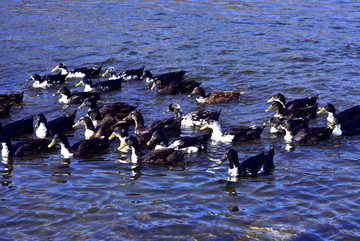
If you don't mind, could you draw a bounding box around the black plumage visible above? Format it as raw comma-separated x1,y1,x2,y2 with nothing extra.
0,116,34,138
35,110,77,138
220,148,275,177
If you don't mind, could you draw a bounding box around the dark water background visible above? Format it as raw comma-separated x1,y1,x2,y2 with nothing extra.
1,0,360,240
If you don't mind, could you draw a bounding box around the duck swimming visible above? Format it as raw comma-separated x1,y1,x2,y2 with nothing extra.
266,101,317,120
317,103,360,136
53,86,100,105
35,110,77,138
164,103,221,127
72,116,114,140
75,77,122,92
119,136,186,166
26,71,67,88
200,121,264,142
141,70,186,89
220,148,275,177
0,116,34,138
147,129,210,153
108,126,130,153
155,81,202,95
52,62,103,79
0,103,12,117
188,87,244,103
103,66,144,81
280,119,332,143
267,93,319,111
0,91,24,105
48,133,109,158
1,133,50,158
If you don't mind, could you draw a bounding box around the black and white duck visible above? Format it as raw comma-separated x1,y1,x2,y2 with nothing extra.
199,121,265,142
220,148,275,177
108,126,130,153
53,86,100,105
124,110,181,135
0,91,24,105
1,133,50,158
146,129,210,153
141,70,186,89
72,116,114,140
317,103,360,136
35,110,77,138
26,71,67,88
52,62,103,79
48,133,109,158
280,119,332,143
267,93,319,111
0,116,34,138
118,136,186,166
266,101,317,120
164,103,221,127
102,66,144,81
266,116,309,135
75,77,122,92
188,87,244,103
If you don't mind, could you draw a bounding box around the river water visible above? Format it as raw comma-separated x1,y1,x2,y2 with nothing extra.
1,0,360,240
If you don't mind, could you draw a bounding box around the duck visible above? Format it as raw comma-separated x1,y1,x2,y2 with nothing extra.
267,93,319,111
164,103,221,127
103,66,144,81
141,70,186,89
26,71,67,88
72,116,114,139
1,133,50,158
124,110,181,135
75,77,122,92
219,148,275,177
188,87,244,103
0,116,34,138
266,116,309,135
266,101,317,120
118,135,186,166
108,126,130,153
0,104,12,117
78,97,137,121
35,110,77,138
53,86,100,105
146,129,210,153
280,119,332,143
0,91,24,105
199,121,265,142
48,133,109,158
156,81,202,95
52,62,103,79
317,103,360,136
317,103,360,124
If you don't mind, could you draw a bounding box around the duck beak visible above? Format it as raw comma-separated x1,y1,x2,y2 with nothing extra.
199,123,209,131
118,142,127,151
48,139,56,148
34,120,40,128
163,108,170,115
52,66,59,72
108,132,116,140
26,77,31,82
150,82,157,91
75,80,83,87
267,96,274,103
72,122,80,128
102,69,109,77
317,107,325,115
78,102,86,109
265,105,273,112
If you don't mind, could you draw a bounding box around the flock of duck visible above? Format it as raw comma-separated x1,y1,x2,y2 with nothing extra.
1,62,359,178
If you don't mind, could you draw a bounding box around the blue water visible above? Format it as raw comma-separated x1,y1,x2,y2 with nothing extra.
1,0,360,240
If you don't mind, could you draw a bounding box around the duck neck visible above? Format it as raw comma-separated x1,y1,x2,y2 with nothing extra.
327,112,335,123
36,122,48,138
210,123,224,140
130,146,142,163
283,129,294,142
59,94,70,104
1,142,12,157
60,143,73,158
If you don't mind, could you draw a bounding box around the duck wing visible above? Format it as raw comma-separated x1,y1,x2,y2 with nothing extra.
141,148,185,165
286,94,319,111
71,138,109,157
14,139,50,157
293,127,332,143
